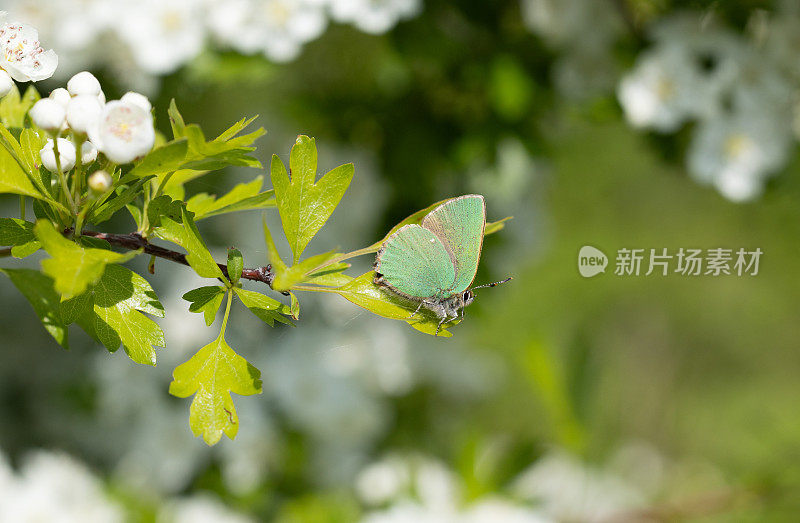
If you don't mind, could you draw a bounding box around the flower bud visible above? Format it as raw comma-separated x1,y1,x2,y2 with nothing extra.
66,95,103,134
67,71,101,97
0,70,13,98
80,140,98,164
88,170,112,193
49,87,71,109
40,138,76,173
29,98,66,131
120,91,152,113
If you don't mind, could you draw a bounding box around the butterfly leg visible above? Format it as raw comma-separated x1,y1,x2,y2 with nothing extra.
407,301,425,320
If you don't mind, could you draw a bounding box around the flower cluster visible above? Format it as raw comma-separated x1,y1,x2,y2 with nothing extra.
28,71,154,177
617,13,797,202
0,11,57,96
4,0,422,90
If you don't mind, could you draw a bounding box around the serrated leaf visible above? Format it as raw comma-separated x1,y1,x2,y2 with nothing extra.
35,221,138,299
187,176,275,220
271,136,354,263
0,268,69,348
169,329,262,445
122,138,188,182
74,264,165,365
184,285,226,326
0,218,40,258
91,176,154,225
271,250,342,292
0,125,46,200
168,100,264,171
19,128,47,174
334,271,457,337
234,287,293,326
146,194,185,229
153,207,224,280
0,84,39,128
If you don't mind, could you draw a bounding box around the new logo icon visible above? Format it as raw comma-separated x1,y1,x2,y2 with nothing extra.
578,246,608,278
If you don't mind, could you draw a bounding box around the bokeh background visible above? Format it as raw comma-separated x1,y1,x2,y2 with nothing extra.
2,0,800,521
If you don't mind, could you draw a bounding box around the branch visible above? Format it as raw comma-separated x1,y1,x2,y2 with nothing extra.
67,229,277,288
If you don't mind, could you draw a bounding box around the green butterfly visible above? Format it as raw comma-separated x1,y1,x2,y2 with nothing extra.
374,194,511,335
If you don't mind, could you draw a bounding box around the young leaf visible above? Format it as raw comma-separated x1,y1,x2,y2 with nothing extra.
0,268,69,348
19,128,47,174
0,84,40,128
122,138,189,182
0,128,47,200
289,292,300,320
0,218,40,258
169,323,262,444
271,250,342,292
233,287,293,326
271,136,354,263
184,286,226,326
227,248,243,284
187,176,275,221
168,100,265,171
70,264,166,365
153,207,225,280
35,221,138,299
333,271,457,337
91,176,154,225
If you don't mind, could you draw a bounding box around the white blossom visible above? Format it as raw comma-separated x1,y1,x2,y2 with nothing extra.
158,494,255,523
0,450,124,523
29,97,66,131
0,11,58,82
687,114,791,202
67,70,102,96
88,99,156,164
66,94,104,134
49,86,71,108
0,69,12,97
121,91,152,113
80,140,98,164
329,0,420,35
115,0,206,75
40,137,76,172
208,0,327,63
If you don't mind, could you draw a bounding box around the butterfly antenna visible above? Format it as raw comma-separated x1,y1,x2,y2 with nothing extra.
471,277,513,291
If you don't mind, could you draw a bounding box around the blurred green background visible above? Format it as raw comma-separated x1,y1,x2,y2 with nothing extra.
2,0,800,521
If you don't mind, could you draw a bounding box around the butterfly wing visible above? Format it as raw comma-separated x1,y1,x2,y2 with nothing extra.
376,224,457,300
421,194,485,294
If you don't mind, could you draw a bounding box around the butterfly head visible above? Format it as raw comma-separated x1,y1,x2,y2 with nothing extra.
462,289,475,307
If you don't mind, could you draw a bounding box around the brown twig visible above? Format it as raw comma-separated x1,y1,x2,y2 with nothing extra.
66,228,276,288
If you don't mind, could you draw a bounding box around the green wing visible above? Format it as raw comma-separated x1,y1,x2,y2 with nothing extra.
422,194,485,293
376,224,456,300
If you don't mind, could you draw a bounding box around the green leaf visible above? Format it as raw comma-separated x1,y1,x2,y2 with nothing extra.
184,285,226,326
187,176,276,220
334,271,457,337
70,264,165,365
169,328,262,445
227,248,243,284
169,100,264,171
0,84,40,128
153,207,225,280
0,125,46,200
145,194,184,229
0,268,69,348
233,287,293,326
271,136,354,263
271,250,344,292
485,216,512,236
19,128,47,174
91,176,154,225
35,221,138,299
0,218,40,258
262,217,288,274
289,292,300,320
122,138,188,182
